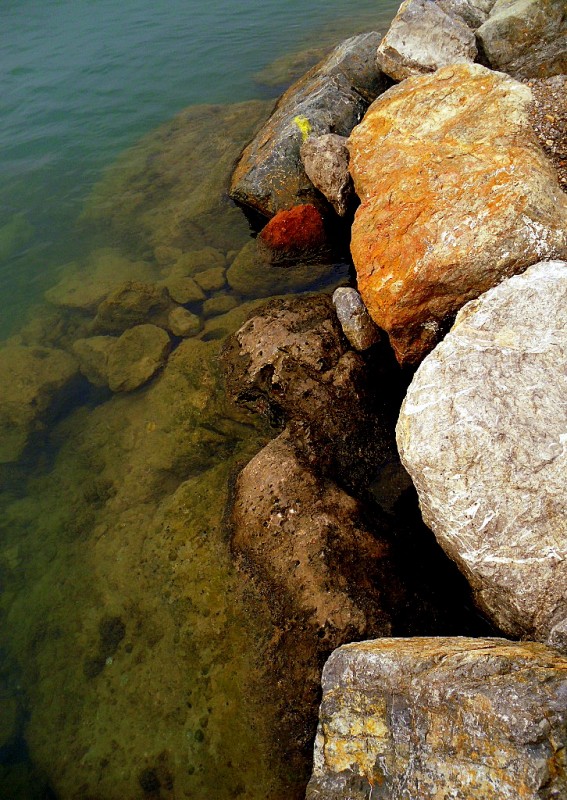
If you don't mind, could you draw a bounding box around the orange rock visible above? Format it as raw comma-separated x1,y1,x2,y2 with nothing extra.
259,203,326,256
348,63,567,366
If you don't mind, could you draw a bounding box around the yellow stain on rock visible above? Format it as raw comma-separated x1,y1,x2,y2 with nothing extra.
293,115,312,142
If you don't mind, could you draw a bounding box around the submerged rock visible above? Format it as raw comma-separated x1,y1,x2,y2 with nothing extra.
230,32,387,217
332,287,380,351
349,63,567,365
307,637,567,800
167,306,201,337
376,0,478,81
0,344,79,462
258,204,327,262
477,0,567,78
107,324,171,392
192,266,226,293
397,261,567,650
300,134,353,216
92,281,174,335
159,275,205,305
72,335,117,387
525,74,567,191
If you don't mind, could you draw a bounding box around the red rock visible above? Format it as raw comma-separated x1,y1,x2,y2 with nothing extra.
258,204,326,257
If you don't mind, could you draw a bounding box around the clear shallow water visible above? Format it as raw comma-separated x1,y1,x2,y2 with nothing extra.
0,2,399,798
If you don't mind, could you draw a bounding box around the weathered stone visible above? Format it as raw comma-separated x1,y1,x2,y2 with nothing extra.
159,275,205,305
349,63,567,365
201,293,238,319
525,75,567,191
477,0,567,79
167,307,201,337
0,345,79,462
72,336,117,387
376,0,477,82
332,287,381,350
168,247,226,279
192,266,226,293
106,325,171,393
230,32,387,217
437,0,495,28
396,261,567,649
0,697,19,749
92,281,174,335
258,204,327,261
307,637,567,800
300,134,353,216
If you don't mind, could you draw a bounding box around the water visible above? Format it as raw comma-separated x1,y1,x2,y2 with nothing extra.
0,2,407,798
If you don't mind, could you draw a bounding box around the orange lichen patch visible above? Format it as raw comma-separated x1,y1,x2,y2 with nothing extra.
259,203,326,254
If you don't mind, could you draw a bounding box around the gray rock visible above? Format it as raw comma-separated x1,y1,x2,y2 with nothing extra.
477,0,567,78
332,287,381,350
107,324,171,393
307,637,567,800
437,0,495,28
72,336,117,387
376,0,478,81
396,261,567,649
300,134,353,216
167,307,201,337
230,32,388,217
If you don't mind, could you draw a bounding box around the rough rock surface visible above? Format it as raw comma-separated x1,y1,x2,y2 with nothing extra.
258,204,327,261
72,335,117,387
477,0,567,78
332,287,381,351
396,261,567,650
106,324,171,393
349,63,567,365
437,0,495,28
307,637,567,800
159,275,205,305
376,0,478,81
525,75,567,191
230,32,387,217
0,345,79,462
92,281,174,336
300,134,353,216
167,306,201,337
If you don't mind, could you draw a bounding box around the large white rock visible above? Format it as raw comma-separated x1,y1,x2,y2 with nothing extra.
396,261,567,651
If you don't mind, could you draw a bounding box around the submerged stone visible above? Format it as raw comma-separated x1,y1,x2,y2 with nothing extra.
107,324,171,392
92,281,174,336
160,275,205,305
192,266,226,293
167,307,201,337
72,335,117,387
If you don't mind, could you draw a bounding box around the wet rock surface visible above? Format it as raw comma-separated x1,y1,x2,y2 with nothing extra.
332,287,380,351
92,281,174,335
307,637,567,800
477,0,567,78
229,32,387,217
349,63,567,365
258,204,327,262
106,324,171,392
376,0,478,81
397,261,567,650
300,134,353,216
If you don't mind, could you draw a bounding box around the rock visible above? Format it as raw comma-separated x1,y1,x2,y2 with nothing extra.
300,134,353,216
477,0,567,79
332,287,381,351
258,204,327,261
201,293,238,318
168,247,226,279
167,307,201,337
159,275,205,305
192,266,226,293
230,32,387,217
0,345,79,462
525,75,567,191
376,0,477,81
437,0,495,28
106,325,171,393
307,637,567,800
348,63,567,365
72,336,117,387
396,261,567,649
92,281,174,335
225,240,331,299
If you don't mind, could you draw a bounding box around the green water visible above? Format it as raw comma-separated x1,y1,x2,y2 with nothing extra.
0,2,402,798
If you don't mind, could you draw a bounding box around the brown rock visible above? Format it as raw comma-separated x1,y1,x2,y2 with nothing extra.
258,204,327,260
72,336,117,387
332,287,381,350
106,325,171,393
92,281,174,335
349,63,567,365
300,134,353,216
307,637,567,800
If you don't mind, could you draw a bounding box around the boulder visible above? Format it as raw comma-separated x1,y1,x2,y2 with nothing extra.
307,637,567,800
201,293,238,318
159,275,205,305
376,0,478,82
166,307,201,337
332,287,381,351
0,345,79,462
396,261,567,650
106,324,171,393
349,63,567,365
192,266,226,293
477,0,567,79
300,134,353,216
72,335,117,387
258,204,327,261
230,32,388,217
92,281,174,336
167,247,225,279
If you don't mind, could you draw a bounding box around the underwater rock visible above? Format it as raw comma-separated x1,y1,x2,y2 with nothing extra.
168,247,226,278
307,637,567,800
477,0,567,78
300,134,353,216
332,287,380,351
72,335,117,387
230,32,387,217
160,275,205,305
397,261,567,650
202,293,238,319
349,63,567,365
167,307,201,337
192,266,226,293
92,281,174,336
258,204,327,261
106,324,171,393
0,344,79,462
376,0,478,81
